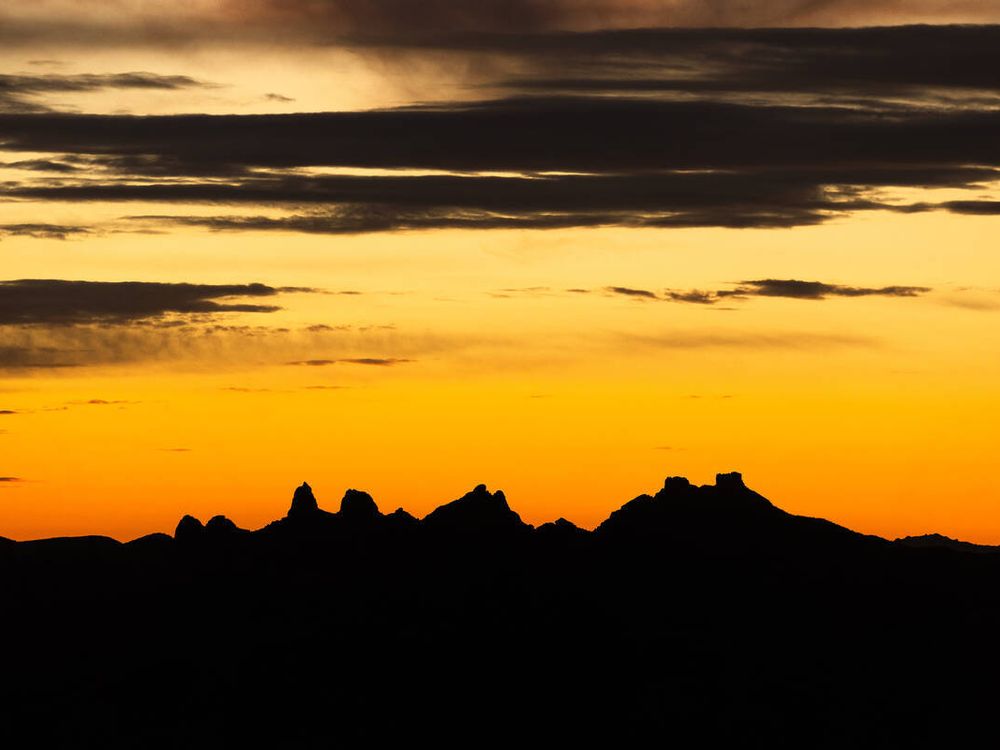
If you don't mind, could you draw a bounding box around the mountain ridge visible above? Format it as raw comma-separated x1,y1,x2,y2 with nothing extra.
0,471,967,552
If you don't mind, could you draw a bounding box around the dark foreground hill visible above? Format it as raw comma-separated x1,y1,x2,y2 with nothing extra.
3,473,1000,747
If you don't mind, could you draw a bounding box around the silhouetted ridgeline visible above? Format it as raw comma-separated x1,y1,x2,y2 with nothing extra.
3,472,1000,747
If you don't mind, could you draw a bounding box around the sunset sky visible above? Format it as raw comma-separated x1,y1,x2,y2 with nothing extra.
2,1,1000,542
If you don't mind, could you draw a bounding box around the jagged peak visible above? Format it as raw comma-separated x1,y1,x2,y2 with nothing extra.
469,483,508,504
460,483,508,505
423,483,526,531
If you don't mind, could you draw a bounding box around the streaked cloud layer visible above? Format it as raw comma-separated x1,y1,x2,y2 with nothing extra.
3,25,999,235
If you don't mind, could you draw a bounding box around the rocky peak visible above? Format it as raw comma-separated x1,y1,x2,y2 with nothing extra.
205,515,242,535
288,481,319,518
340,488,380,521
662,476,693,492
174,514,205,542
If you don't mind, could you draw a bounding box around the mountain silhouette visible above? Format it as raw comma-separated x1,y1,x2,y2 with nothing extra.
2,471,999,746
339,488,380,521
422,483,528,533
174,513,205,542
287,480,324,518
596,472,878,555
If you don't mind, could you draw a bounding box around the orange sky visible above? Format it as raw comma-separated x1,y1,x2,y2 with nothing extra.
2,5,1000,542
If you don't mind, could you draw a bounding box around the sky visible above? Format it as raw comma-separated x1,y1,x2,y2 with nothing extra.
2,1,1000,542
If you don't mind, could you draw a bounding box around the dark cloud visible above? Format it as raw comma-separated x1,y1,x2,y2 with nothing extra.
0,410,16,415
305,324,352,332
500,281,930,305
4,99,998,175
288,359,339,366
264,93,295,102
664,290,720,305
0,72,205,92
734,279,930,300
459,26,1000,104
341,357,411,366
607,286,658,300
935,201,1000,216
0,27,998,232
131,207,629,233
661,279,930,304
0,280,307,325
53,161,995,230
3,159,79,172
0,476,23,482
580,279,930,304
0,224,91,240
1,86,997,230
0,72,214,112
